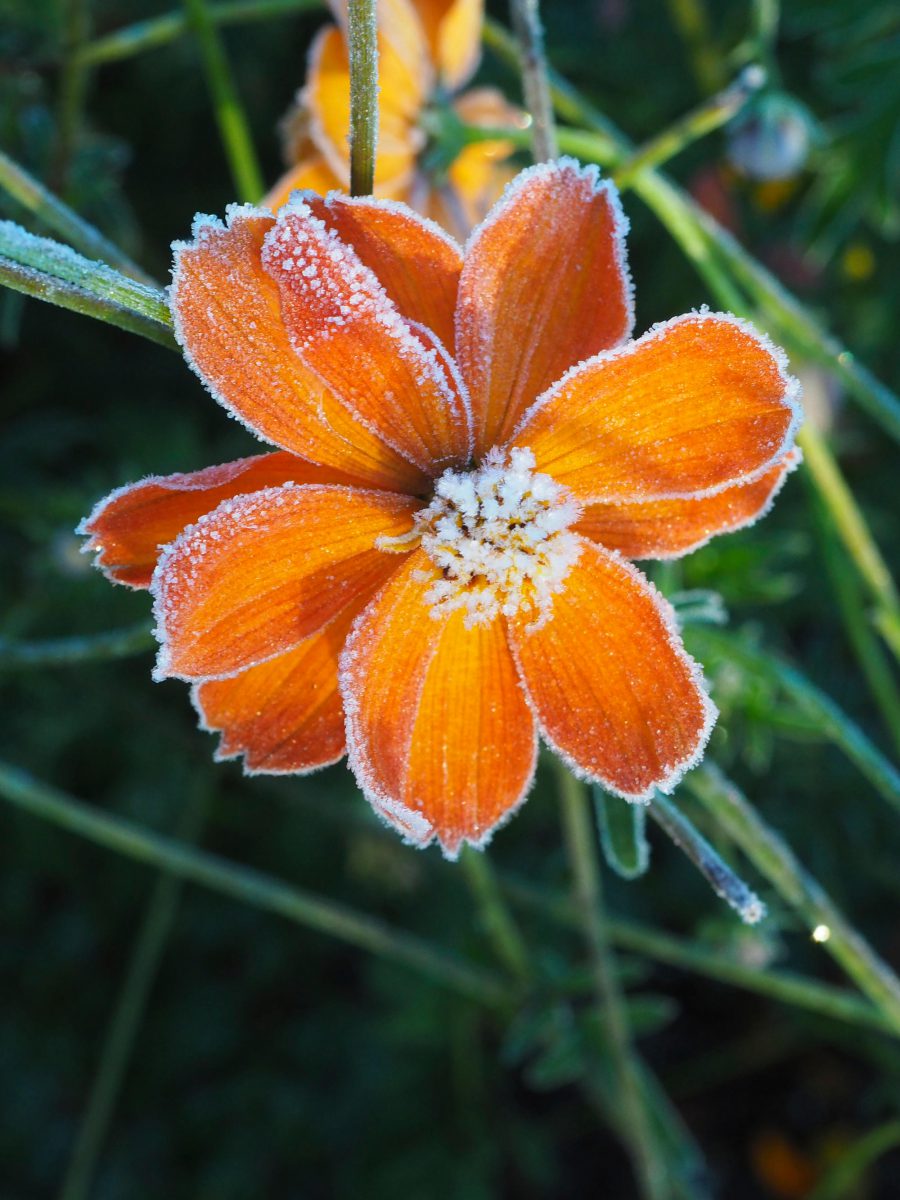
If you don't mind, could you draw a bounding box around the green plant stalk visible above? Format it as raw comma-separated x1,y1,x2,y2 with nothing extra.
809,489,900,758
0,624,155,671
77,0,324,66
58,787,211,1200
613,65,765,190
687,764,900,1032
0,222,170,325
0,257,176,349
459,847,531,985
503,875,897,1037
0,761,509,1009
53,0,92,192
0,151,153,284
664,0,723,92
509,0,558,161
807,1120,900,1200
182,0,265,202
686,626,900,816
649,792,766,923
557,764,670,1200
347,0,379,196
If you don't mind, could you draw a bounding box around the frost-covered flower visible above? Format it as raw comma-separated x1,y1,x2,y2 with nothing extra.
265,0,525,239
80,160,801,858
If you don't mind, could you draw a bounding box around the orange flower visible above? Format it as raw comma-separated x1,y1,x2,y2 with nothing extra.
265,0,524,239
80,160,801,858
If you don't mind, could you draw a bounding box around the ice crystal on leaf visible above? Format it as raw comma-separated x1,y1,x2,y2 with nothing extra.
79,158,801,859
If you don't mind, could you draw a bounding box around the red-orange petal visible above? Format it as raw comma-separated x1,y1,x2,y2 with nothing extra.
298,192,462,351
341,551,538,857
152,484,417,682
262,201,472,473
577,449,801,559
172,206,427,493
193,605,359,774
513,312,802,504
79,452,371,589
456,158,633,454
509,539,716,800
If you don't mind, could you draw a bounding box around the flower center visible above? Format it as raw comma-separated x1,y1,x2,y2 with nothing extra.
415,447,582,627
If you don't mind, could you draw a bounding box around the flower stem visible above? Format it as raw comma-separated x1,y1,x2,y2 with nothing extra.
556,763,670,1200
686,764,900,1033
58,786,211,1200
347,0,378,196
53,0,92,193
182,0,264,202
0,624,155,671
686,626,900,818
0,149,154,284
0,760,510,1009
459,847,531,985
648,792,766,924
509,0,558,161
613,65,765,190
77,0,323,66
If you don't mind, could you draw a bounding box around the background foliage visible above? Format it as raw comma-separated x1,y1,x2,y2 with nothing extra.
2,1,900,1196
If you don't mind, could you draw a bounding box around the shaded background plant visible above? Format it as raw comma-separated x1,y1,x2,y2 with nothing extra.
2,1,900,1197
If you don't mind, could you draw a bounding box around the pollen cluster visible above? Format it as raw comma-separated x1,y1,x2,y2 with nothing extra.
416,448,582,627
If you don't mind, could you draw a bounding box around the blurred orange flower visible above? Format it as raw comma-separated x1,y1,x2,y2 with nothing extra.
265,0,525,238
80,160,801,858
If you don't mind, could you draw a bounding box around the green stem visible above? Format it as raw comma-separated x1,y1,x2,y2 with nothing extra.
509,0,558,161
807,1120,900,1200
503,876,897,1037
182,0,264,202
557,764,669,1200
686,764,900,1032
649,793,766,924
77,0,324,66
0,257,176,349
686,626,900,817
0,624,155,671
663,0,723,92
0,761,509,1009
459,847,531,985
347,0,378,196
0,150,153,284
53,0,92,193
58,787,211,1200
613,65,765,190
809,488,900,758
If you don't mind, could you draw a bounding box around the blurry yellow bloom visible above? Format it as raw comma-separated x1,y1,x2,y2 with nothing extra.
265,0,525,239
841,241,875,282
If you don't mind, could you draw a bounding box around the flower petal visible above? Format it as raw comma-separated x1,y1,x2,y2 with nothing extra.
514,312,802,504
264,154,343,212
299,192,462,351
456,158,633,454
509,539,716,800
152,484,417,682
193,605,359,774
262,200,472,473
412,0,483,89
577,449,801,560
342,550,538,858
172,206,427,493
79,452,370,589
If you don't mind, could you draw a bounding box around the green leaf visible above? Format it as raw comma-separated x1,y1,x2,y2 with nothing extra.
593,786,650,880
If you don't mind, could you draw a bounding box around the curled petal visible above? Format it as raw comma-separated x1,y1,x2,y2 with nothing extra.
341,551,538,858
193,606,359,774
577,449,802,559
152,484,417,682
79,452,368,589
456,157,633,454
509,539,716,801
413,0,483,89
300,192,462,350
262,201,472,473
514,312,802,504
172,206,427,493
